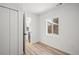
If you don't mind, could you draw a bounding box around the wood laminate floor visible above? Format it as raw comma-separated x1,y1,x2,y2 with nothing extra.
25,41,69,55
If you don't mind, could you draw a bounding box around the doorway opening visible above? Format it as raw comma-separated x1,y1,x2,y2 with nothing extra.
25,17,31,43
23,15,32,54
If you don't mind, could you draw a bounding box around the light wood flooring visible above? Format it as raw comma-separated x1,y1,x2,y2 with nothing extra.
25,41,69,55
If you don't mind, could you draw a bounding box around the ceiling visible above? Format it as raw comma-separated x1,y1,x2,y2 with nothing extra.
0,3,62,15
23,3,58,15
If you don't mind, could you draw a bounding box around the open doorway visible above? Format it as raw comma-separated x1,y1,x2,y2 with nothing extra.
25,17,31,43
23,14,32,54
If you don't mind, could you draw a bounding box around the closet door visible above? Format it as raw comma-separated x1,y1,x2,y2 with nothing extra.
0,7,9,55
10,10,18,55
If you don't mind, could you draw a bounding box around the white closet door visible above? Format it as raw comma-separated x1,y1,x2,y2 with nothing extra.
10,10,18,55
0,7,9,55
18,11,23,54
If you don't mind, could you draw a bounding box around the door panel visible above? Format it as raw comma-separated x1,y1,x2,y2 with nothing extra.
10,10,18,55
0,7,9,55
18,11,23,54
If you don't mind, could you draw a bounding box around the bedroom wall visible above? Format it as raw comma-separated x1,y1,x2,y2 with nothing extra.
39,4,79,54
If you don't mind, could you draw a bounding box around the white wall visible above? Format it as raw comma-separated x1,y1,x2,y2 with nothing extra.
25,12,40,43
39,4,79,54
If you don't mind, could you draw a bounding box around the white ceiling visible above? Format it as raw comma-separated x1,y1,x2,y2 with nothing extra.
0,3,61,14
23,3,58,14
0,3,23,11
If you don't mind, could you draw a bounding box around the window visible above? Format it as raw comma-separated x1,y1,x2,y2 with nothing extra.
53,17,59,34
46,17,59,36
